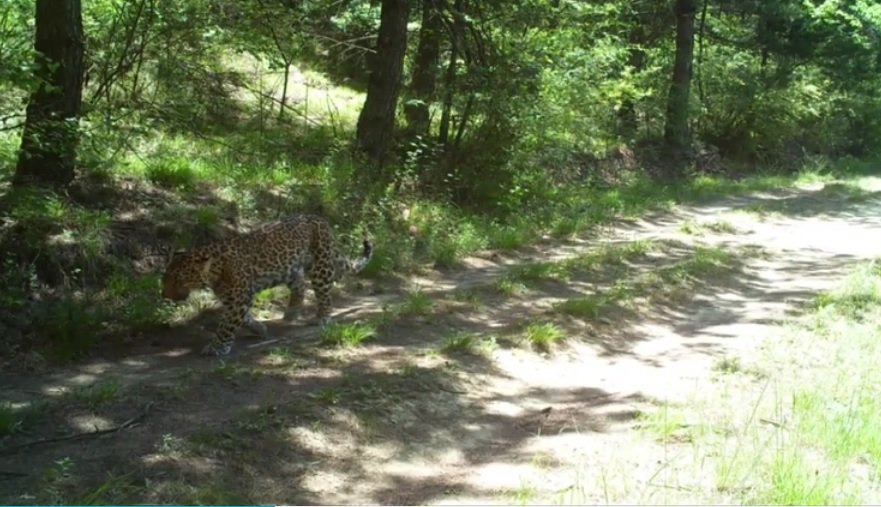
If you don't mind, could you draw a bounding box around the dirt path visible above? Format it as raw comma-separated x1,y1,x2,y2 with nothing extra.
2,180,881,505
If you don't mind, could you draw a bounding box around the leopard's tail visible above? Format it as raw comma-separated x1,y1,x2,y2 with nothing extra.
349,238,373,273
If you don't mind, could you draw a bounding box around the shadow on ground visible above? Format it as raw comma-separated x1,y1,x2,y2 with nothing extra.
2,183,881,504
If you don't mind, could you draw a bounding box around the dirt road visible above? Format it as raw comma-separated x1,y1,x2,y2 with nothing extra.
2,180,880,504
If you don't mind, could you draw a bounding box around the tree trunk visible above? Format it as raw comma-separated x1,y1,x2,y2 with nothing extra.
405,0,442,136
356,0,411,166
439,0,465,147
279,61,291,121
663,0,697,161
14,0,85,189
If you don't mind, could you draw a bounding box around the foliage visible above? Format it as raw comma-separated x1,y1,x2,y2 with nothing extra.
0,0,879,355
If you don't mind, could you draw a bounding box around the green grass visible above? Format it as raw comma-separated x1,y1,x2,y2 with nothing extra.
0,401,45,436
818,181,872,201
252,286,288,311
810,261,881,317
450,288,483,308
38,457,140,504
439,331,498,356
506,483,538,505
550,216,584,239
0,403,22,436
389,289,435,317
424,218,489,268
495,276,527,296
68,379,123,409
635,403,688,442
488,221,537,250
555,294,615,319
678,219,702,235
523,322,565,352
509,261,567,282
441,331,478,354
40,292,107,362
705,219,738,233
712,355,743,374
664,246,732,278
319,321,376,347
591,239,657,263
739,201,784,220
146,159,200,191
74,472,141,505
680,219,737,235
760,452,850,505
104,271,175,329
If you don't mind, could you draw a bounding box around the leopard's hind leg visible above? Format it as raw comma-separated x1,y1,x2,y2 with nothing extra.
283,266,307,321
309,259,335,327
243,309,270,338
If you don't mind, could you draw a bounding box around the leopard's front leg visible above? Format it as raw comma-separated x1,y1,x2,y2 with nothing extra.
201,293,252,356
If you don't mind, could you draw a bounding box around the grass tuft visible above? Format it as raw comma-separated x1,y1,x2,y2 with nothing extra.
635,403,687,442
391,289,435,317
554,295,614,319
524,322,565,352
319,322,377,347
441,332,477,354
495,276,527,297
0,402,44,436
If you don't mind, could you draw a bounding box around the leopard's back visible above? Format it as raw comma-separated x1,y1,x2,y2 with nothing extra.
214,214,324,294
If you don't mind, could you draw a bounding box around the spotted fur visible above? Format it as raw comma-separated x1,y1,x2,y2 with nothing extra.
162,214,373,356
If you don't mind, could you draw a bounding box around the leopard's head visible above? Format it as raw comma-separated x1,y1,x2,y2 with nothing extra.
162,248,215,301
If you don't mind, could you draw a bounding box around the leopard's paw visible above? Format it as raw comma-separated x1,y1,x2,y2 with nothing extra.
201,343,233,356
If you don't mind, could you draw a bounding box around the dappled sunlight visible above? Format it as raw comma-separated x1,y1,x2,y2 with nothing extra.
67,414,114,432
159,348,192,358
2,0,880,499
4,186,881,504
285,421,363,456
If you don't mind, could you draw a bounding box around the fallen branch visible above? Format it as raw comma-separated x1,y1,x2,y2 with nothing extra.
0,403,153,456
246,337,284,349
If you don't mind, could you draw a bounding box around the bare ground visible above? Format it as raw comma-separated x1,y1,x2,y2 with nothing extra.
2,180,881,505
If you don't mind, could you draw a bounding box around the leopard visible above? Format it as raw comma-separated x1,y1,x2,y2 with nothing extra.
161,213,373,356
